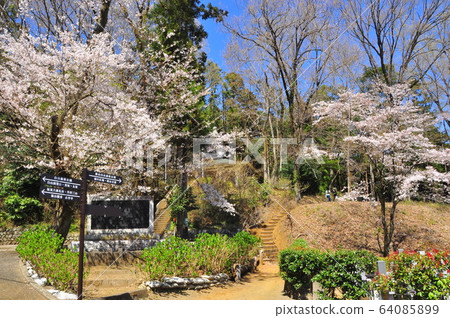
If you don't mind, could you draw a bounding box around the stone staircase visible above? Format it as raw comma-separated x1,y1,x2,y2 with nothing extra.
259,212,286,262
153,199,172,238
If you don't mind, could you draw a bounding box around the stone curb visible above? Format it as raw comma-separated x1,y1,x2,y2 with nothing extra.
144,273,229,290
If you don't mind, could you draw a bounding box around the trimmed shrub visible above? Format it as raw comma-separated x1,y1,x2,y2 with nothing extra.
16,225,87,291
279,248,377,299
313,250,378,299
279,248,325,293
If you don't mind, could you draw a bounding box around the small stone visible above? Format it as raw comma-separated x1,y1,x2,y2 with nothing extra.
192,278,208,285
35,277,47,286
146,281,162,288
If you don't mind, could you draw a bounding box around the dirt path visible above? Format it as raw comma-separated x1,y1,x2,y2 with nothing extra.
148,263,292,300
0,246,48,300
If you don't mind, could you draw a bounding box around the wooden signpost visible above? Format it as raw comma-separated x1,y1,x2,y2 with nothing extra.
86,170,123,185
39,169,123,300
40,174,82,190
40,187,81,201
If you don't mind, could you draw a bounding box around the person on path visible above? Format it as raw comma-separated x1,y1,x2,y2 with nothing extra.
325,190,331,202
332,187,337,201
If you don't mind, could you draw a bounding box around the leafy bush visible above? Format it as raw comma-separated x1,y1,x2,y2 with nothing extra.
140,231,261,280
288,238,309,250
230,231,262,265
195,233,234,275
3,194,42,224
140,236,198,280
279,248,325,292
16,225,87,291
313,250,378,299
372,250,450,300
279,248,377,299
167,185,197,220
0,168,43,225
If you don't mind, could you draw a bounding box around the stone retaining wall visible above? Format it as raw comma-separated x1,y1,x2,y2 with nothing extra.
0,228,79,245
0,228,25,245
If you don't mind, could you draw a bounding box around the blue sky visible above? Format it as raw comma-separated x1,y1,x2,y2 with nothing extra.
201,0,245,71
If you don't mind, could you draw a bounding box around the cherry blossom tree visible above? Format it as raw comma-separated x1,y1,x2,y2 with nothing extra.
0,28,164,238
314,82,450,256
0,1,213,240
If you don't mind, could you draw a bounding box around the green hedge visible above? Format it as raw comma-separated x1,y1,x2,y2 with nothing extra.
279,247,377,299
16,225,87,291
140,231,261,281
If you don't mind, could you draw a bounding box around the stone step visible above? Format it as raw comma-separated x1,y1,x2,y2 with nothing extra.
84,278,139,288
269,216,284,220
153,199,172,237
87,270,138,279
88,266,136,273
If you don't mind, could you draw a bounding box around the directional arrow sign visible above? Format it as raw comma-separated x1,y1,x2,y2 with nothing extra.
86,205,122,217
40,173,82,190
39,186,81,201
86,170,123,185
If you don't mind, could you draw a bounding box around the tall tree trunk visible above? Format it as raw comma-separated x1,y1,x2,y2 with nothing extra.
93,0,112,35
49,115,75,243
380,195,399,256
346,143,352,192
369,162,376,199
379,197,389,256
263,134,270,183
52,201,76,245
294,163,302,202
176,145,189,239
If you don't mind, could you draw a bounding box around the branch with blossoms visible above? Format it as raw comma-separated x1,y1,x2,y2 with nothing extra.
199,183,237,216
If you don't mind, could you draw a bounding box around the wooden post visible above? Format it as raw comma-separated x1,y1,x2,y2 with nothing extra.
77,168,88,300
